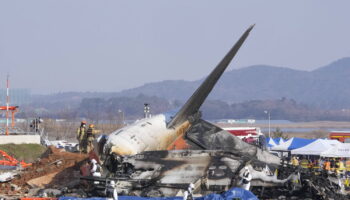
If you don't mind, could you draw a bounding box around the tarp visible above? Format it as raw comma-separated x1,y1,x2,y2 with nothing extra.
271,137,316,151
291,139,341,155
320,143,350,157
59,187,258,200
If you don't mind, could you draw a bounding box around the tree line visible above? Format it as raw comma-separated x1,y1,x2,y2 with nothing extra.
16,95,350,122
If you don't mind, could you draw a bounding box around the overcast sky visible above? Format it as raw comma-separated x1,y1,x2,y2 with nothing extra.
1,1,349,94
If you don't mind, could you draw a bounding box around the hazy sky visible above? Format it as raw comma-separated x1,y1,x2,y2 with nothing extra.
1,1,349,94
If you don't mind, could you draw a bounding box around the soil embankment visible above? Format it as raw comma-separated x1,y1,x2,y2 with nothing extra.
0,146,89,196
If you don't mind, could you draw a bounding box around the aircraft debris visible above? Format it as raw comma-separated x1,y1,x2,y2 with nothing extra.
87,149,291,197
89,25,350,200
102,25,257,159
0,146,88,196
0,172,16,183
0,149,32,169
92,25,290,199
1,24,349,200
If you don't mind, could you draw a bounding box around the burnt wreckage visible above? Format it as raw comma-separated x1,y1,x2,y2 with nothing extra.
85,25,349,199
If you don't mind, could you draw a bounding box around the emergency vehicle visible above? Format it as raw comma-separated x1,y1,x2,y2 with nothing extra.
329,131,350,143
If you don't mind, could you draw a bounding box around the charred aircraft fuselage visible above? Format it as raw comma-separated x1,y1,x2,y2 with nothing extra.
99,150,291,197
97,25,288,196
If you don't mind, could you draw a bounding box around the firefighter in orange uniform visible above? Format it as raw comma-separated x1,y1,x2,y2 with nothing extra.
324,159,331,172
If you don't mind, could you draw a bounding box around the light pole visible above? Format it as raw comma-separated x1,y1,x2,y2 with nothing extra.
144,103,150,118
264,110,271,138
118,109,124,125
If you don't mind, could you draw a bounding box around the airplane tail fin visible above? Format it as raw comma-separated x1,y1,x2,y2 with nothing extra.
167,24,255,128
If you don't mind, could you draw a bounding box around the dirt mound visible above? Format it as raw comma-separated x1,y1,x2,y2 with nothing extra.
0,146,89,196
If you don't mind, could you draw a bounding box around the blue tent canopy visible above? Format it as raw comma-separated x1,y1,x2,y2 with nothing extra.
266,137,283,147
271,137,317,151
287,137,317,150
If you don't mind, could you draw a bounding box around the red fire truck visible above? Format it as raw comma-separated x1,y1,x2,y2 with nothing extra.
329,131,350,143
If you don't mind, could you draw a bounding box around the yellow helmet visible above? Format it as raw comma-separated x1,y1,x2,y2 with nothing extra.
89,124,94,128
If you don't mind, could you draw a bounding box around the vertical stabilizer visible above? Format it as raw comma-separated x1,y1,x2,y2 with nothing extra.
167,25,254,128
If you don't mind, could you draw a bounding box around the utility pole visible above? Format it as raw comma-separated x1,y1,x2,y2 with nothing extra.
118,109,124,125
6,74,10,135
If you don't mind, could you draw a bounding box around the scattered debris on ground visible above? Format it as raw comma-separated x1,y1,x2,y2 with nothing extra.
0,146,89,197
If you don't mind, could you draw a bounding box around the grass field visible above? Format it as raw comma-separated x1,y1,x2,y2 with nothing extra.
0,144,47,163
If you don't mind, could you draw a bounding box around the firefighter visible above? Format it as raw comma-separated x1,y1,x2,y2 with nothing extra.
330,158,335,172
345,177,350,189
86,124,100,153
77,121,87,153
308,159,315,171
346,158,350,177
324,159,331,172
300,157,309,169
291,156,299,167
336,159,346,176
318,158,324,172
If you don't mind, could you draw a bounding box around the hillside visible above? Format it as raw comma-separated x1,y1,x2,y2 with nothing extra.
116,57,350,109
22,57,350,121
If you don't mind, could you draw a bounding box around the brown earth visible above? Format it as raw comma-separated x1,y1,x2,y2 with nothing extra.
0,146,89,196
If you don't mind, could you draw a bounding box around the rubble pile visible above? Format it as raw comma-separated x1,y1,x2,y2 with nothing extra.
0,146,89,196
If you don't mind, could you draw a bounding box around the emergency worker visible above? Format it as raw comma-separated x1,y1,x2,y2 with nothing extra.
345,177,350,189
330,158,335,172
90,159,102,186
324,159,331,172
241,167,252,191
90,159,102,177
346,159,350,177
336,159,346,176
106,180,118,200
187,183,195,200
291,156,299,167
318,158,324,172
308,159,314,170
86,124,100,153
300,157,309,169
77,121,87,153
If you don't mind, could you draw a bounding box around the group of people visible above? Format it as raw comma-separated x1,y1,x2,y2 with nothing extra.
291,156,350,188
76,121,100,153
30,117,42,133
291,156,350,175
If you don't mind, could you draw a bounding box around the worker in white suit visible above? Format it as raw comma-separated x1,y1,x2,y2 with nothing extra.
241,166,252,191
106,180,118,200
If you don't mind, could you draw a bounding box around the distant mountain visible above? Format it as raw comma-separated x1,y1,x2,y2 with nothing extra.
116,57,350,109
22,57,350,121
